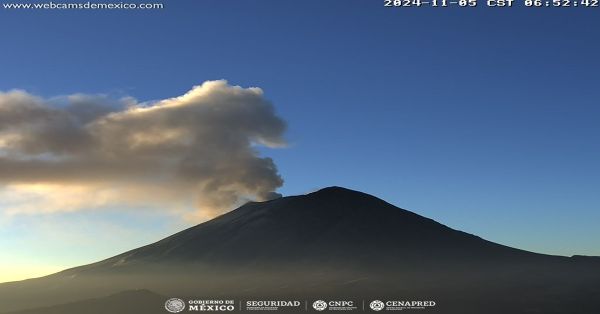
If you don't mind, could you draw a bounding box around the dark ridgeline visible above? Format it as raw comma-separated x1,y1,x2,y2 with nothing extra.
5,290,166,314
1,187,599,314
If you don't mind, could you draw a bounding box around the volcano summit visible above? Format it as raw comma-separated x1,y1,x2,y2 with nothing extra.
1,187,599,314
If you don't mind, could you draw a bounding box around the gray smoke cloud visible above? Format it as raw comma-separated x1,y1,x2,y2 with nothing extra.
0,80,286,220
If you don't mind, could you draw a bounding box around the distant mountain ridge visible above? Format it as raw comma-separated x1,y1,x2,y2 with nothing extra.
1,186,599,314
6,290,165,314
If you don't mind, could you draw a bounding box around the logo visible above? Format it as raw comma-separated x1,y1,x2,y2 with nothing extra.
312,300,358,311
187,300,236,311
313,300,328,311
370,300,385,311
245,300,302,311
370,300,436,311
165,298,186,313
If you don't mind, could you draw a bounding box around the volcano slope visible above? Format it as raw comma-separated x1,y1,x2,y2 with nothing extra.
1,187,599,314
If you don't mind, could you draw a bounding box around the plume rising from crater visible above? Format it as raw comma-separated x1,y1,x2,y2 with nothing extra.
0,80,286,219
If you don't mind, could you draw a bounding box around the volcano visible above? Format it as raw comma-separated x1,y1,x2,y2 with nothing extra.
1,187,599,314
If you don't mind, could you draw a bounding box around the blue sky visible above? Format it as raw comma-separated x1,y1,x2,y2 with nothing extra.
1,1,599,282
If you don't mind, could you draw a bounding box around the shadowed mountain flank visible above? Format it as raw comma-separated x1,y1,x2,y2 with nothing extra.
1,187,599,314
5,290,166,314
77,186,545,269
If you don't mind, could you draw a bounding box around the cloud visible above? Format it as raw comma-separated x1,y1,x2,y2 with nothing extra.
0,80,286,220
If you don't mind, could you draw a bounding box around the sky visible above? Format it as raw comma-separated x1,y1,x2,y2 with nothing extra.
0,1,599,283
